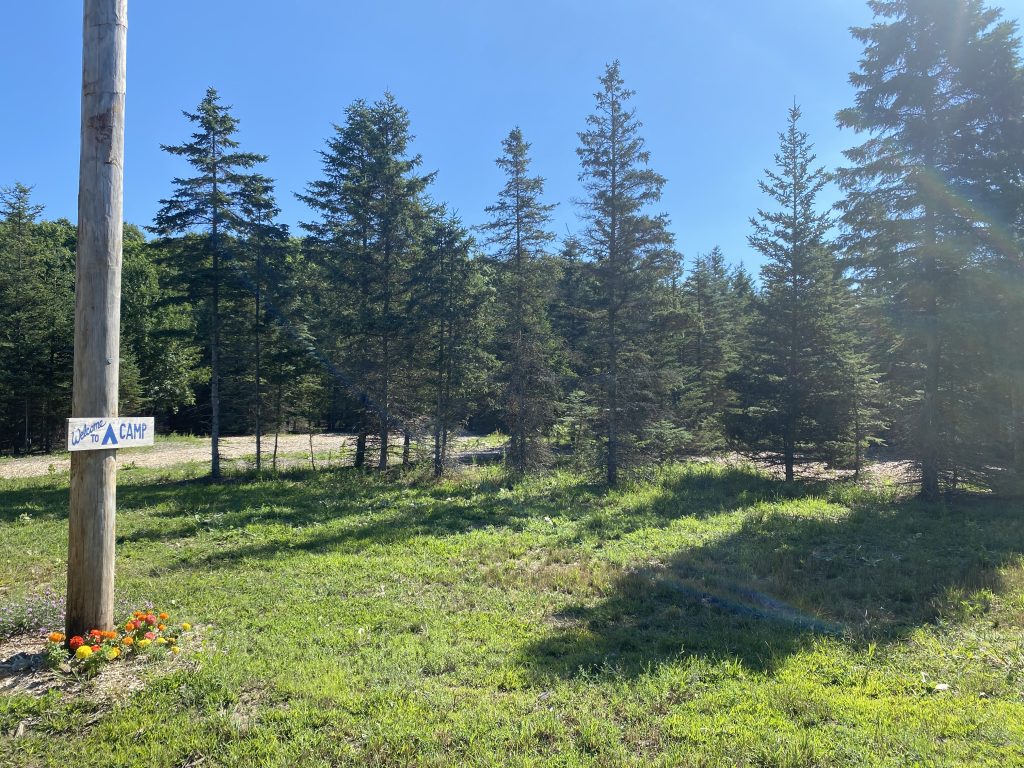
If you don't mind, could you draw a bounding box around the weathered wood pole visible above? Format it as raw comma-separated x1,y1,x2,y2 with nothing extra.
66,0,127,638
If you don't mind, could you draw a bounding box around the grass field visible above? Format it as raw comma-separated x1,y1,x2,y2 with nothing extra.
1,460,1023,766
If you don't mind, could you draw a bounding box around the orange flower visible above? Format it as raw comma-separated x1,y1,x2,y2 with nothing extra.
48,632,65,644
122,636,134,645
158,624,166,631
89,629,102,638
159,612,169,620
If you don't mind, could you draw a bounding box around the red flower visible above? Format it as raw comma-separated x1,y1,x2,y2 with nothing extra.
147,615,158,625
90,644,100,652
69,636,84,650
89,629,102,638
145,631,156,640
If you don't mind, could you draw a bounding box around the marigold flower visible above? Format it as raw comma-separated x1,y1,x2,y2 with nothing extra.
145,631,156,640
89,629,102,638
157,637,167,645
181,623,192,632
48,632,65,644
122,636,134,645
69,636,84,650
171,646,181,655
75,645,93,660
125,621,136,631
106,647,120,661
159,612,169,620
138,639,152,649
90,644,100,652
158,624,166,631
146,614,158,624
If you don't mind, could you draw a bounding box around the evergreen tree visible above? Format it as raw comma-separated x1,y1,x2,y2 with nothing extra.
119,224,204,421
152,87,268,479
410,211,494,476
0,185,74,454
300,94,433,470
733,103,852,481
679,247,747,452
481,127,561,473
576,61,676,485
234,174,290,470
837,0,1024,498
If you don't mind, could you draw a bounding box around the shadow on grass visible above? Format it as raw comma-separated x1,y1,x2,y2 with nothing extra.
525,491,1024,677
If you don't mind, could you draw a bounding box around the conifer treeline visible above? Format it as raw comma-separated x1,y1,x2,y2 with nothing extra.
2,0,1023,498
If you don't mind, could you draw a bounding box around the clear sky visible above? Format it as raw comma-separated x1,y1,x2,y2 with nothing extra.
5,1,1024,274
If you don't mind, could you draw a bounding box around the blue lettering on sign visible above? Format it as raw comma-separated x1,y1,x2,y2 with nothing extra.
70,419,106,448
101,424,119,446
119,422,148,440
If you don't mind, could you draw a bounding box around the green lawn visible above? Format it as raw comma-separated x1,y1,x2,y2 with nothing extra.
1,461,1023,766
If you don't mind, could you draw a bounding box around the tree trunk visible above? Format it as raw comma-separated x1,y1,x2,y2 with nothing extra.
254,241,262,472
272,382,282,471
67,0,126,638
355,431,366,469
402,431,411,467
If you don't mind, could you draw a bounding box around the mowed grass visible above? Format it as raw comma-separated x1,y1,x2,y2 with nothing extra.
1,461,1023,766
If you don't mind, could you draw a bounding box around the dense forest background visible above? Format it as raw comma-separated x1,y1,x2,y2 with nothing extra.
3,0,1024,500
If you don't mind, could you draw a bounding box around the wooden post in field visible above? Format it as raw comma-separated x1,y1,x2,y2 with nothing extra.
66,0,127,637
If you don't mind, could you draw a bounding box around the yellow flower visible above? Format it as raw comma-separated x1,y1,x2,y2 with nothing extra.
138,638,152,649
75,645,93,660
181,623,191,632
105,647,121,661
157,637,167,645
170,646,181,655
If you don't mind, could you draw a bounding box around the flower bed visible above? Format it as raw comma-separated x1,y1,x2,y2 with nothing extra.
46,609,191,676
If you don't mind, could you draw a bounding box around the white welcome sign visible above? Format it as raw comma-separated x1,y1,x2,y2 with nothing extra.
67,417,155,451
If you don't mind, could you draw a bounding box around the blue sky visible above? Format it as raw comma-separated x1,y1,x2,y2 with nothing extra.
5,1,1024,274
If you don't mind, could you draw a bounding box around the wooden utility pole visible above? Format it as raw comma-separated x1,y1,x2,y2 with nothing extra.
66,0,127,637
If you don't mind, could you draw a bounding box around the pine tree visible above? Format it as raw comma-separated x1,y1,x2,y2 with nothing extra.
837,0,1024,498
679,247,747,452
576,61,676,485
300,94,434,470
734,103,852,481
0,185,74,455
409,210,494,476
234,174,289,470
152,87,268,479
481,127,561,473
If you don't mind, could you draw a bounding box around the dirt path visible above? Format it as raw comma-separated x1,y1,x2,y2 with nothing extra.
0,434,502,480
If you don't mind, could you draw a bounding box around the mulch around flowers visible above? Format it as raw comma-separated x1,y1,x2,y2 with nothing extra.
0,632,183,702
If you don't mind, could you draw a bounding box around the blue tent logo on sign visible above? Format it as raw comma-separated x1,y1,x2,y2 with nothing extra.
101,424,118,446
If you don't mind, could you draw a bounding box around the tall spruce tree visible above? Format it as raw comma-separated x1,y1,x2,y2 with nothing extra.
481,127,561,473
409,211,494,476
679,247,748,452
733,104,851,481
300,94,433,470
234,174,290,471
152,87,268,479
837,0,1024,498
0,185,74,454
576,61,676,485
